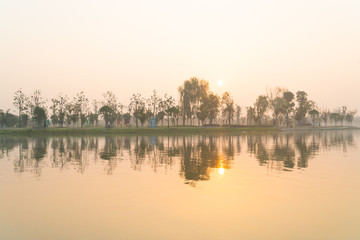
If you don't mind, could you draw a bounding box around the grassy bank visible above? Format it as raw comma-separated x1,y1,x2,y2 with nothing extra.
0,126,280,136
0,126,358,136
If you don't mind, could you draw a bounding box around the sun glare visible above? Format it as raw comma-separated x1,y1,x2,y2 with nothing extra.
217,80,224,86
218,167,225,175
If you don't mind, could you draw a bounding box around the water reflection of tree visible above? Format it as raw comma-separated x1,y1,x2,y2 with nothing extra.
13,137,31,174
100,136,120,175
2,130,357,179
0,137,17,159
179,135,233,186
267,134,296,171
247,133,320,171
294,133,319,169
247,135,270,166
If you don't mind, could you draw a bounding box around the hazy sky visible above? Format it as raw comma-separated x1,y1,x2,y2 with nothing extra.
1,0,359,113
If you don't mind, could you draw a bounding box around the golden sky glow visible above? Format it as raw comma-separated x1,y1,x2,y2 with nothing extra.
1,1,359,112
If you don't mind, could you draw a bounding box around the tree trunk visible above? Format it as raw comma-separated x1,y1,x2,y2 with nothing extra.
18,109,21,128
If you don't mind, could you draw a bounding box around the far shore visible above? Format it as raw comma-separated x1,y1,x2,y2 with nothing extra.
0,125,358,136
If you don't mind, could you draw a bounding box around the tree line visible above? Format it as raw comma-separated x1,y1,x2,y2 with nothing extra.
0,77,357,128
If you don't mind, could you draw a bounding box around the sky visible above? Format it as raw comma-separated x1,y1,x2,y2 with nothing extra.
1,0,359,113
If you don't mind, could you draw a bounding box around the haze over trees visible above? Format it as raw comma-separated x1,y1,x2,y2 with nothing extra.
1,77,358,129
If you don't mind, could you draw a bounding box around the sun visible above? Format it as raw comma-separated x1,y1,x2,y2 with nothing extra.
217,80,224,87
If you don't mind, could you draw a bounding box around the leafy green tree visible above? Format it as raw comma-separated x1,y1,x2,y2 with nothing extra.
197,92,220,125
51,94,69,127
271,97,287,126
207,93,220,125
75,92,89,128
156,111,166,126
90,100,99,126
50,98,59,126
221,92,235,127
320,108,330,126
33,106,47,128
148,90,161,119
308,109,319,126
248,95,268,126
345,110,357,125
178,81,191,126
88,113,97,126
122,112,132,127
28,90,47,126
0,109,10,128
13,89,28,127
283,91,295,127
178,77,209,126
99,105,114,128
29,90,47,114
267,87,287,126
330,112,341,126
161,94,176,128
20,113,29,127
133,106,150,127
339,106,347,126
293,91,314,126
130,93,145,128
65,99,80,127
168,106,180,126
116,103,124,126
235,105,241,125
197,101,210,125
49,94,68,127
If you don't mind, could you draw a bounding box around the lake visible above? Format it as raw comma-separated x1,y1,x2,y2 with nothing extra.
0,130,359,240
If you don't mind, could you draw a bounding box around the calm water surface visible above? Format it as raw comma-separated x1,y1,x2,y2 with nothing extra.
0,130,359,240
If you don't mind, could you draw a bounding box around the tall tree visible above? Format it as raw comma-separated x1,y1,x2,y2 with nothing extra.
178,82,191,126
99,106,114,128
89,100,100,126
130,93,145,128
29,89,47,113
235,105,241,125
198,92,220,125
50,98,59,126
221,92,235,127
308,109,319,126
52,94,69,128
75,92,89,128
345,110,357,125
330,112,341,126
0,109,10,128
339,106,347,126
267,87,287,126
249,95,269,126
65,99,79,127
283,91,295,127
293,91,313,126
271,97,287,126
208,93,220,125
148,90,161,119
33,106,47,128
197,101,210,125
161,94,176,128
320,108,330,126
13,89,28,127
178,77,209,126
29,90,47,125
168,106,180,126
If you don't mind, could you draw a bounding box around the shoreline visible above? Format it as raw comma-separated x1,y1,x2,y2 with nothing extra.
0,126,358,136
